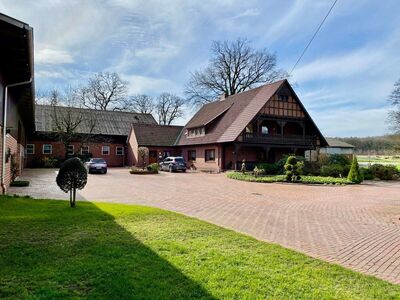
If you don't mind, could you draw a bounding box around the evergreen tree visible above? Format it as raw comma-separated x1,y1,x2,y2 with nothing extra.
347,156,363,183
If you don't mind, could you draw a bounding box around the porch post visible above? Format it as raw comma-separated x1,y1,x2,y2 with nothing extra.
234,144,239,171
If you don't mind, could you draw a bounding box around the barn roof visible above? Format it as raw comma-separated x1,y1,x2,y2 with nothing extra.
325,138,355,148
35,105,157,136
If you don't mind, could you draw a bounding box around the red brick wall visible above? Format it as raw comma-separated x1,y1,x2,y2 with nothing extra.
26,141,126,167
0,133,19,189
180,144,221,172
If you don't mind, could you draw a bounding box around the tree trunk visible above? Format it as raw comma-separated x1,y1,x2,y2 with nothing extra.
73,187,76,207
70,189,73,207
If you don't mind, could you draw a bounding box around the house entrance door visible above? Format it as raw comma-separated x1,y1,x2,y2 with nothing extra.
149,150,157,164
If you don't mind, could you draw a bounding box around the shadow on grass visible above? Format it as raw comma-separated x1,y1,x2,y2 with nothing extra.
0,197,214,299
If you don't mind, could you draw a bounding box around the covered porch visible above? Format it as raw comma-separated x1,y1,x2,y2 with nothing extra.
221,141,315,171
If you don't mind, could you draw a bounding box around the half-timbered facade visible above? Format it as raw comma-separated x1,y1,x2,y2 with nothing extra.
175,79,327,171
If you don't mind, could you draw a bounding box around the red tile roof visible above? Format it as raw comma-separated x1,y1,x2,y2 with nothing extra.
176,80,285,146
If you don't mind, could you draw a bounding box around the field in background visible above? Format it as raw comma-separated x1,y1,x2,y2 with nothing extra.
357,155,400,171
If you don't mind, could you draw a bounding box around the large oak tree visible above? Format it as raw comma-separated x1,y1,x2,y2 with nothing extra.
156,93,184,125
185,38,287,106
78,72,128,111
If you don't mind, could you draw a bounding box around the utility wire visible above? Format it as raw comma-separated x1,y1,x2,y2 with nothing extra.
290,0,338,75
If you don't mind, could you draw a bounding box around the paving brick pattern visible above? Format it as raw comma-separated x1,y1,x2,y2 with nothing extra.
10,168,400,284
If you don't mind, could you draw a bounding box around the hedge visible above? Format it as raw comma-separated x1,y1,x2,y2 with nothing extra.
226,172,352,185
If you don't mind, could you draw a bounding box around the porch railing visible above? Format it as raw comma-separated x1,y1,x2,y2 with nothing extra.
243,133,315,146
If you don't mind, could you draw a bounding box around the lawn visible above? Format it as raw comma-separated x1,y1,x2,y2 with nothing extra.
227,172,352,185
1,196,399,299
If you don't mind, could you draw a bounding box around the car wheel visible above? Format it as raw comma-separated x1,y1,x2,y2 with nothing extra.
182,169,186,173
104,169,107,174
169,166,173,173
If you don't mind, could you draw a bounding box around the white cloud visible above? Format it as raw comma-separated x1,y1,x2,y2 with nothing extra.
123,75,181,95
35,47,74,65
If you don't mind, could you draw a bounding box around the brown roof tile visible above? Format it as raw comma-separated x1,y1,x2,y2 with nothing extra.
176,80,285,146
131,124,184,147
35,105,157,136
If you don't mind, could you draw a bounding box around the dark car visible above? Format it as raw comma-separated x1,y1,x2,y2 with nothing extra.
159,156,187,172
85,158,107,174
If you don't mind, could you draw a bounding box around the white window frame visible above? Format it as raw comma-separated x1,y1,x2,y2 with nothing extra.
116,146,124,156
43,144,52,155
81,146,90,155
102,145,110,156
26,144,35,155
67,145,74,156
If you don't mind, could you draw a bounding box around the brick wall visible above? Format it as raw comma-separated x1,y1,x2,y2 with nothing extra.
26,141,126,167
180,144,221,172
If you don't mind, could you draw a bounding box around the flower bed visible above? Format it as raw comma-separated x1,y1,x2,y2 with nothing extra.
130,163,159,175
226,172,352,185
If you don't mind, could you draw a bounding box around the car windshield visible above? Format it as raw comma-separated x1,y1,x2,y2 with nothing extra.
175,158,185,163
91,159,106,164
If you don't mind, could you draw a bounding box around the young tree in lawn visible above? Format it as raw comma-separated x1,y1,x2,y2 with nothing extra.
78,72,128,111
138,147,149,169
156,93,184,125
128,94,155,114
388,78,400,133
185,38,287,106
56,157,88,207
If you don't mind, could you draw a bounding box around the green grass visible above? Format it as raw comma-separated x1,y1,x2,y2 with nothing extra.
1,196,399,299
227,171,352,185
357,155,400,164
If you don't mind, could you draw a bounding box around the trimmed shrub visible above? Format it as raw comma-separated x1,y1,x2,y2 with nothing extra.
257,163,279,175
284,155,301,182
10,180,30,187
347,156,363,183
321,154,351,166
56,157,88,207
360,167,374,180
277,155,305,174
320,164,349,178
146,163,159,174
301,161,321,176
369,164,398,180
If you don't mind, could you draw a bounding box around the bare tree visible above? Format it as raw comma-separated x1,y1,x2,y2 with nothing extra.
128,94,155,114
47,88,98,159
78,72,128,111
185,38,287,106
156,93,184,125
388,79,400,133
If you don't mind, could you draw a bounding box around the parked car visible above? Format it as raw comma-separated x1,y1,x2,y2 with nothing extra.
85,158,107,174
159,156,187,172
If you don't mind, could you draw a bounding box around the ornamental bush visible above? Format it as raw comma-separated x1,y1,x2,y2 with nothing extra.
347,156,363,184
284,155,301,182
369,164,398,180
56,157,88,207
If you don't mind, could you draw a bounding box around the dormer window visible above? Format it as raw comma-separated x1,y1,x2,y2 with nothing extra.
187,126,205,138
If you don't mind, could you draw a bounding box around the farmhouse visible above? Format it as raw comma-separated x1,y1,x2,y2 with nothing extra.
1,12,330,190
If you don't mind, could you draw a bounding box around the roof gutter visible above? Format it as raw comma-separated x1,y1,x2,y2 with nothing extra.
2,78,33,194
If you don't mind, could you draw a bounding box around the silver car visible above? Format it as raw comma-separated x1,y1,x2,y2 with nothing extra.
86,158,107,174
159,156,187,172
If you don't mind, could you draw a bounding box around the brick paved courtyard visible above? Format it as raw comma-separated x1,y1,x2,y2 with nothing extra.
10,168,400,284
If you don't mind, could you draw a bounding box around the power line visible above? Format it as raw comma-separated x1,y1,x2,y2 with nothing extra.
290,0,338,75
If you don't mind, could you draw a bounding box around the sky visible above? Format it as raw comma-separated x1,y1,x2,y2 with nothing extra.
1,0,400,137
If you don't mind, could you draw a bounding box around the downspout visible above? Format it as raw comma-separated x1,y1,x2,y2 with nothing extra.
2,78,33,194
